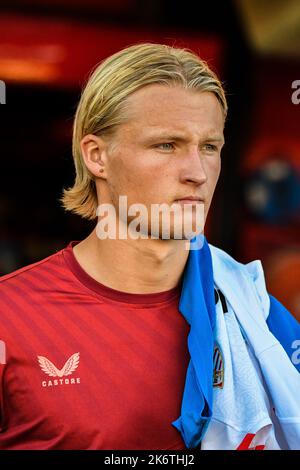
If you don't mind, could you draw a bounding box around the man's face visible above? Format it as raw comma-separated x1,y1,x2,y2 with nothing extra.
101,84,225,240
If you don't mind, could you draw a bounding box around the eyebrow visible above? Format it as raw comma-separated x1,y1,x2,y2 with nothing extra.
143,132,225,145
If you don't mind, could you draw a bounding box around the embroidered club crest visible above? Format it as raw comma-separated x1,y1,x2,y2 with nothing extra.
213,345,224,388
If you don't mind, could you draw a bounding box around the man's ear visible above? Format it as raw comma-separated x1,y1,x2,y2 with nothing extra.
80,134,108,178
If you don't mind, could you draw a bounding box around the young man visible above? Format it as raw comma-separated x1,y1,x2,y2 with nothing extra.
0,43,299,450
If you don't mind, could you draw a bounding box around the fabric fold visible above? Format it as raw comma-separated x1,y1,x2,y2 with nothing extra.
172,235,216,448
173,234,300,449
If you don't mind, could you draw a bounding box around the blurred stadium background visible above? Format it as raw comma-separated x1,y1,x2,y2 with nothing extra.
0,0,299,320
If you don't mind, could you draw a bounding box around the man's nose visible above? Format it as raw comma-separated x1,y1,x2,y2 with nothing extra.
179,148,207,185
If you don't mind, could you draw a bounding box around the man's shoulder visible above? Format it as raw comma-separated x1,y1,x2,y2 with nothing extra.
0,248,64,290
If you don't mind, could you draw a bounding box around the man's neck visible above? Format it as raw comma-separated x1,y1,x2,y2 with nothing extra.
72,228,190,294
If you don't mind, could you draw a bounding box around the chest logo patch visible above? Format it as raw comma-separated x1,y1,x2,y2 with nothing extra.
38,353,81,387
213,345,224,388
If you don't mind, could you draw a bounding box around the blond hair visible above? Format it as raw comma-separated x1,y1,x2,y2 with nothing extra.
61,42,227,220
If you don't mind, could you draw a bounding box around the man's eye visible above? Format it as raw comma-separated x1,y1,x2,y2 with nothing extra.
203,144,218,152
155,143,175,151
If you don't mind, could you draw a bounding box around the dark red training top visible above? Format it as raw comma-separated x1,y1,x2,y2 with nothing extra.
0,242,190,449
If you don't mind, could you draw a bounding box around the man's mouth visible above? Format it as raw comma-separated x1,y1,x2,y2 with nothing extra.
174,197,204,205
